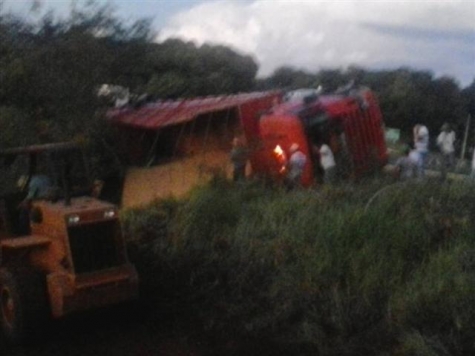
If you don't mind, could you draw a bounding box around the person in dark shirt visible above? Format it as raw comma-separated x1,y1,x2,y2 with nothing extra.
230,137,249,182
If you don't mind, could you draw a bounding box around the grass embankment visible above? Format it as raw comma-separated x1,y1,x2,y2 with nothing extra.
122,177,475,356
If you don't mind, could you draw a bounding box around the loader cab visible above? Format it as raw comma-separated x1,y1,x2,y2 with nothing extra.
0,142,92,238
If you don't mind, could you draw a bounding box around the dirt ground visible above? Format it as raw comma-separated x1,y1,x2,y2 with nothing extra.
0,304,279,356
1,305,206,356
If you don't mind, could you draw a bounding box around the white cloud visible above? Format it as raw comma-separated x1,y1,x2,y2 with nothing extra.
158,0,475,86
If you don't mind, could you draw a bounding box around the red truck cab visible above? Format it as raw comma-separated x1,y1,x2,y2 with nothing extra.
253,87,388,186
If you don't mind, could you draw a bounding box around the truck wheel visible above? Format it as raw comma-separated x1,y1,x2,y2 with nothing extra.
0,267,47,343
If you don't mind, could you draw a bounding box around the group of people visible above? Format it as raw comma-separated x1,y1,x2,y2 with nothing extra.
395,122,457,181
285,142,336,189
230,135,337,189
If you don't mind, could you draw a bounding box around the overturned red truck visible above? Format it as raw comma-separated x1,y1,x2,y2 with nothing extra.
249,86,388,186
108,86,388,205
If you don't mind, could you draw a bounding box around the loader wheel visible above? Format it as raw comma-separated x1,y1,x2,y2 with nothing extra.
0,267,47,343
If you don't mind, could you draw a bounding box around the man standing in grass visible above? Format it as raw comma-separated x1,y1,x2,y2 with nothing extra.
395,147,418,180
230,137,249,182
285,143,307,189
437,123,456,180
413,124,430,178
318,142,336,184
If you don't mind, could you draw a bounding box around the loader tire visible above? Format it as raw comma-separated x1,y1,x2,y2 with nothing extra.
0,266,48,343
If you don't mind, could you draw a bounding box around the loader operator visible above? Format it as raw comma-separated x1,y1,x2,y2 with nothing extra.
17,174,52,234
22,174,53,201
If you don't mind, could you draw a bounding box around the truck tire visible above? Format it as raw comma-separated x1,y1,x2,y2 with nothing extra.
0,267,48,343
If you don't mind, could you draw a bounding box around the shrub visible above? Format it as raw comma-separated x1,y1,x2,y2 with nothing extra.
122,179,475,355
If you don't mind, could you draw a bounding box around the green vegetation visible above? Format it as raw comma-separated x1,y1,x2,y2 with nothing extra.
123,178,475,355
1,2,474,159
0,2,258,150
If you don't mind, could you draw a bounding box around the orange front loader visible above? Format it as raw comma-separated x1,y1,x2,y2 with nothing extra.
0,143,138,342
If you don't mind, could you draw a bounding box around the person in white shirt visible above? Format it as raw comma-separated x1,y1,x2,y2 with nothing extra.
286,143,307,189
408,148,420,165
395,148,418,180
318,143,336,184
413,124,429,178
436,123,456,180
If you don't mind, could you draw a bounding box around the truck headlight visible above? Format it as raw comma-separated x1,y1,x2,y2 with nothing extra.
67,214,80,225
103,209,116,218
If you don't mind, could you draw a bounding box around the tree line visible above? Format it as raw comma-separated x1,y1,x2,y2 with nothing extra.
0,1,474,155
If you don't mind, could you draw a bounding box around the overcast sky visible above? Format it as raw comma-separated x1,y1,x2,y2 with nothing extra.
4,0,475,87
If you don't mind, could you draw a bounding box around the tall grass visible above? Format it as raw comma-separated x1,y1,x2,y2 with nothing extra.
122,178,475,355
